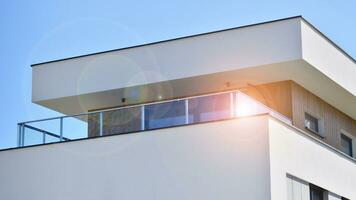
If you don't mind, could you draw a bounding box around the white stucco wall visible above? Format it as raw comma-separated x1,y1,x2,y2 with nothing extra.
268,118,356,200
301,20,356,96
0,116,271,200
2,115,355,200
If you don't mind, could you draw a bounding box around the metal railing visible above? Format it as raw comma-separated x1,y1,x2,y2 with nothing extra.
17,90,291,147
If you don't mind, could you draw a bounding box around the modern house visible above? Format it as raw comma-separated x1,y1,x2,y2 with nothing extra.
0,16,355,199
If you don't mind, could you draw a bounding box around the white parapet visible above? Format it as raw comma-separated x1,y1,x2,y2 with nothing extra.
0,116,272,200
0,115,355,199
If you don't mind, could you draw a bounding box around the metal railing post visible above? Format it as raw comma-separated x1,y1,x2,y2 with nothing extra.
185,99,189,124
99,112,103,136
42,133,46,144
17,124,21,147
230,92,236,118
141,105,145,131
59,117,63,141
21,124,25,147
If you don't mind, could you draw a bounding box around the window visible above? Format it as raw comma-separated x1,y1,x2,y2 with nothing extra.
144,100,186,129
287,175,310,200
310,184,326,200
340,133,353,157
304,113,323,136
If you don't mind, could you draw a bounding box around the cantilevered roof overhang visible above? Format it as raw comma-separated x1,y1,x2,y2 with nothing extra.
31,16,356,119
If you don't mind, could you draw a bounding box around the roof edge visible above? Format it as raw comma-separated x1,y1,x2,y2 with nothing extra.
300,17,355,63
31,15,302,67
31,15,355,67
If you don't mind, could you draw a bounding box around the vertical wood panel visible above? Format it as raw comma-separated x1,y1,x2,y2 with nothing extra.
291,82,356,149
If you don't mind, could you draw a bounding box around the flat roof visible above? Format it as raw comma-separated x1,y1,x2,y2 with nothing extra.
31,15,355,67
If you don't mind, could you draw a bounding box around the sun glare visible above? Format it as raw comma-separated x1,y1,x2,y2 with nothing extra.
235,92,269,117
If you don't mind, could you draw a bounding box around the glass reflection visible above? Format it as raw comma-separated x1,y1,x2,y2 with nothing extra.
188,93,231,123
145,100,186,129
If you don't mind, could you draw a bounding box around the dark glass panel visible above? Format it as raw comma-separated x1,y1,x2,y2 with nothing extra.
145,100,186,129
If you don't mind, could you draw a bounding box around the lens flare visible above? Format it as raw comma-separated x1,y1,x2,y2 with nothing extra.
235,92,269,117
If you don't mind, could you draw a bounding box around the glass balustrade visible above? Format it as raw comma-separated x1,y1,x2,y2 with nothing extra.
17,91,291,147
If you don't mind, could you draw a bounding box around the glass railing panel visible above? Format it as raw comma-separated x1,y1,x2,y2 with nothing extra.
23,126,44,146
102,106,142,135
235,92,270,117
63,114,88,140
235,91,292,124
144,100,186,129
188,92,232,123
44,135,60,143
16,90,292,148
87,112,100,138
22,118,62,146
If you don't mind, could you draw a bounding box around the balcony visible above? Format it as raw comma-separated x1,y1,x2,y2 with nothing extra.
17,90,291,148
2,111,355,199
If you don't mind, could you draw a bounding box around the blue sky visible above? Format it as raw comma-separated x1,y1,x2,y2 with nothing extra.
0,0,355,149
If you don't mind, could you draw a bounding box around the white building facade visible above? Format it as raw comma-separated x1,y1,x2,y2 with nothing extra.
0,16,355,200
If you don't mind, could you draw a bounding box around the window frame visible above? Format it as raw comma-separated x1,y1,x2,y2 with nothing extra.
340,129,355,158
304,112,324,137
309,184,326,200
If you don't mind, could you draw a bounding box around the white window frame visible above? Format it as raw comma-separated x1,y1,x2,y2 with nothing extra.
304,112,325,137
286,175,348,200
340,129,356,158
